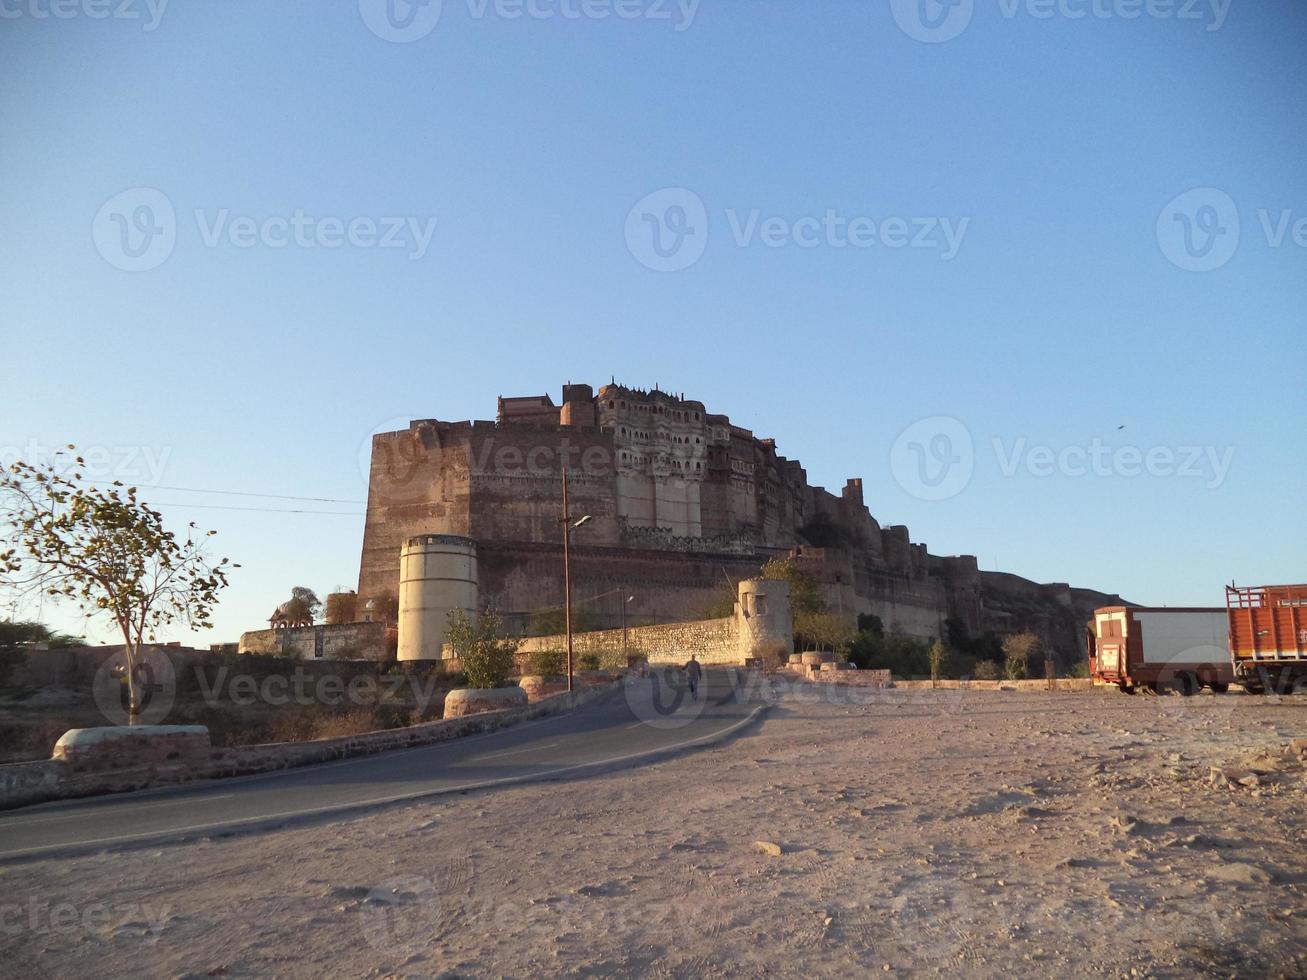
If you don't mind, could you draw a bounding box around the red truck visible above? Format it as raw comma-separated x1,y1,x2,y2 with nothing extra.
1225,584,1307,694
1087,606,1233,695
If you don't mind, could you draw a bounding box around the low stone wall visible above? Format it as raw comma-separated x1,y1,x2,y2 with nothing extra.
806,674,1095,692
0,680,623,811
238,622,388,661
518,617,741,665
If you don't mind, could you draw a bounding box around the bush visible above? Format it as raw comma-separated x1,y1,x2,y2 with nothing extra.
973,659,1000,680
448,609,518,689
578,652,601,671
527,649,567,677
848,630,933,678
1002,632,1042,681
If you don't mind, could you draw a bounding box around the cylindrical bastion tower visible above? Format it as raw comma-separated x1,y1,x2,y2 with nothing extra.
736,578,793,664
397,534,478,662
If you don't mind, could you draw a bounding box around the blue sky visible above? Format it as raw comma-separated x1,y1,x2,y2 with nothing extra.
1,0,1303,645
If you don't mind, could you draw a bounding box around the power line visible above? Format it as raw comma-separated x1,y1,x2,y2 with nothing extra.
144,501,362,516
92,482,365,504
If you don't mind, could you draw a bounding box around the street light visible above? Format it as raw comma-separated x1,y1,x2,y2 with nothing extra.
621,592,635,662
561,469,592,694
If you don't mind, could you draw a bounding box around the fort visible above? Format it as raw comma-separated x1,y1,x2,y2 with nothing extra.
355,381,1125,662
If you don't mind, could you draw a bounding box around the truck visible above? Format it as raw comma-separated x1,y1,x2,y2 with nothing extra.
1086,606,1233,695
1225,583,1307,694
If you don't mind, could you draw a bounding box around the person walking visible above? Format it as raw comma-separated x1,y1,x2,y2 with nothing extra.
683,653,702,700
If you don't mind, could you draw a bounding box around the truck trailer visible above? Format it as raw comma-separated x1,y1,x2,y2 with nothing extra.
1225,584,1307,694
1087,606,1233,695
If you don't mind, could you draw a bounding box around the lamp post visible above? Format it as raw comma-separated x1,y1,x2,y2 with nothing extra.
621,591,635,661
561,469,591,693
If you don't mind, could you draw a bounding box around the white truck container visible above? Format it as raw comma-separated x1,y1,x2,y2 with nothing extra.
1086,606,1233,695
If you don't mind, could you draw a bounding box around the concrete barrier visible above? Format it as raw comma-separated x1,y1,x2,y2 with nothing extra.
444,687,529,718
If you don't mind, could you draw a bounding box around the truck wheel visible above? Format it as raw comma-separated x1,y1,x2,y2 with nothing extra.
1242,681,1266,695
1209,682,1230,694
1173,673,1201,697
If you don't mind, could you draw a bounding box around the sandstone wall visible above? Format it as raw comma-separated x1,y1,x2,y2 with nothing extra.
518,616,742,665
237,622,387,661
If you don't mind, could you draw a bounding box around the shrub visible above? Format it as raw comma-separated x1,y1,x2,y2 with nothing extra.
1002,632,1042,681
527,649,567,677
928,641,949,682
973,659,1000,680
448,608,518,689
579,652,601,671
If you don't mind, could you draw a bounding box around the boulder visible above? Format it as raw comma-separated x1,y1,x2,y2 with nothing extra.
517,675,568,702
443,687,529,719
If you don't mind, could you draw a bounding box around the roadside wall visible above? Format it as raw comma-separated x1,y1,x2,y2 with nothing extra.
0,679,623,811
238,623,388,661
517,617,740,665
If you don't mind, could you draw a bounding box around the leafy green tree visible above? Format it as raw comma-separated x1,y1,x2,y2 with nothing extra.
795,609,854,654
760,558,824,616
0,448,233,721
525,605,596,637
448,608,518,689
279,586,321,625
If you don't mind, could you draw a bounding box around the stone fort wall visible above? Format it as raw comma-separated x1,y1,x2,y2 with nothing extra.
358,382,1127,662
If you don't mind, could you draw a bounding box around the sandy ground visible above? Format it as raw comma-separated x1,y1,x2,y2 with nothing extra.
5,680,1307,979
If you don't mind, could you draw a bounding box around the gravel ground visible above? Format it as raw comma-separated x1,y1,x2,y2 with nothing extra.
4,682,1307,979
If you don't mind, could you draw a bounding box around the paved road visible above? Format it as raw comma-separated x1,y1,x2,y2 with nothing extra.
0,668,763,863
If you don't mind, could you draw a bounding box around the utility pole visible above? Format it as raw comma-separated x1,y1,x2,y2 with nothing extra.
563,468,574,694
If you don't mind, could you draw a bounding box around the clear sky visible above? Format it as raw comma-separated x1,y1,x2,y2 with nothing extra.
1,0,1303,646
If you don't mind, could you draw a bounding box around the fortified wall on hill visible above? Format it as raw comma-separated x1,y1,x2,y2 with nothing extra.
357,382,1124,660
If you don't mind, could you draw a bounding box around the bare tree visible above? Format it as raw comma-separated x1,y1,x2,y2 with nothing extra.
0,448,234,722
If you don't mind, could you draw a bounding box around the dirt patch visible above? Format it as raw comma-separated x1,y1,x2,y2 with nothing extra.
3,687,1307,977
